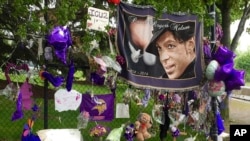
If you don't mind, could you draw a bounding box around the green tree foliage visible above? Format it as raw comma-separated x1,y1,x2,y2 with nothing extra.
235,51,250,81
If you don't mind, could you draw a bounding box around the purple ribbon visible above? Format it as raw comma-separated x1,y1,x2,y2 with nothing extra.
216,112,225,135
12,91,23,121
41,71,64,87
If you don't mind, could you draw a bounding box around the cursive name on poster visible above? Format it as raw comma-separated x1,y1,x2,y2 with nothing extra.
154,22,191,31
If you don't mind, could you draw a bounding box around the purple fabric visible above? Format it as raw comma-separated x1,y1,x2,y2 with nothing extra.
12,91,23,121
80,93,114,121
66,61,75,91
42,71,64,87
20,81,33,110
124,124,135,141
90,72,105,85
216,112,225,135
21,133,41,141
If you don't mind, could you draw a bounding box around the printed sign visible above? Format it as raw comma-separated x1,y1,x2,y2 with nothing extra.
86,7,109,31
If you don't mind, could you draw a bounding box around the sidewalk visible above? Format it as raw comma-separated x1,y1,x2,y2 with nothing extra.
231,94,250,101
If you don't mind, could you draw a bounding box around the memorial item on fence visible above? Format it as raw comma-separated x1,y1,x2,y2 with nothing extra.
54,89,82,112
80,93,115,121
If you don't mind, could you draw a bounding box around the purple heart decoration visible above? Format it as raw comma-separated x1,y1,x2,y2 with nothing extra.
47,26,72,64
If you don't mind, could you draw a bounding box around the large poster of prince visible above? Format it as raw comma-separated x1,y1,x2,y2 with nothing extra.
117,2,204,90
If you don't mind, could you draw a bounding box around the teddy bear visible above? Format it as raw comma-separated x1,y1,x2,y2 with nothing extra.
134,113,152,141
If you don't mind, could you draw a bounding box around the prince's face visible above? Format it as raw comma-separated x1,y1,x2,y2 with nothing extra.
156,31,195,79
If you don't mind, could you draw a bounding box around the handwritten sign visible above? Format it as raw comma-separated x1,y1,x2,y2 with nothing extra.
86,7,109,32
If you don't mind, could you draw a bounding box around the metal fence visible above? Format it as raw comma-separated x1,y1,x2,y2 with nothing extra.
0,62,210,141
0,64,159,141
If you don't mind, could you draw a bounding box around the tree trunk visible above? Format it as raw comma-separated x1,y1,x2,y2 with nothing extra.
231,3,250,51
220,8,231,48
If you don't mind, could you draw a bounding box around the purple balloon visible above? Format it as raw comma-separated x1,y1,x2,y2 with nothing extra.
224,69,245,91
214,63,234,81
213,46,235,65
47,26,72,64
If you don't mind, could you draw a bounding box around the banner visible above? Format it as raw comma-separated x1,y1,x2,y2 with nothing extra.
117,2,204,91
80,93,114,121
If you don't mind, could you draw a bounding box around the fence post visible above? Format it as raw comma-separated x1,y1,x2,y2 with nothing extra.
209,3,218,141
43,0,49,129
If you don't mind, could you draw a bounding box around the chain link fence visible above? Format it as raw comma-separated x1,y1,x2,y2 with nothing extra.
0,62,209,141
0,63,161,141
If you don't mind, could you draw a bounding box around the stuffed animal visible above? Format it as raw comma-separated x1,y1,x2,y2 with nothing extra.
134,113,152,141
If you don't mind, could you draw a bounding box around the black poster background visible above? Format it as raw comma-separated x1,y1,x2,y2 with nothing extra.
116,2,204,91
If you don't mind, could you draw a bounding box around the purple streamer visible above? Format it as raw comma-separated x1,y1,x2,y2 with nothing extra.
12,91,23,121
214,63,234,81
216,112,225,135
224,69,245,91
42,71,64,87
66,61,75,91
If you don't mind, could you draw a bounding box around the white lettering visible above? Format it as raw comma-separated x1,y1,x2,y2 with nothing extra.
234,129,247,136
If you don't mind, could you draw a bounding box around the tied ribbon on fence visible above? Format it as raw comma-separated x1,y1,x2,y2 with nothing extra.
39,71,64,87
